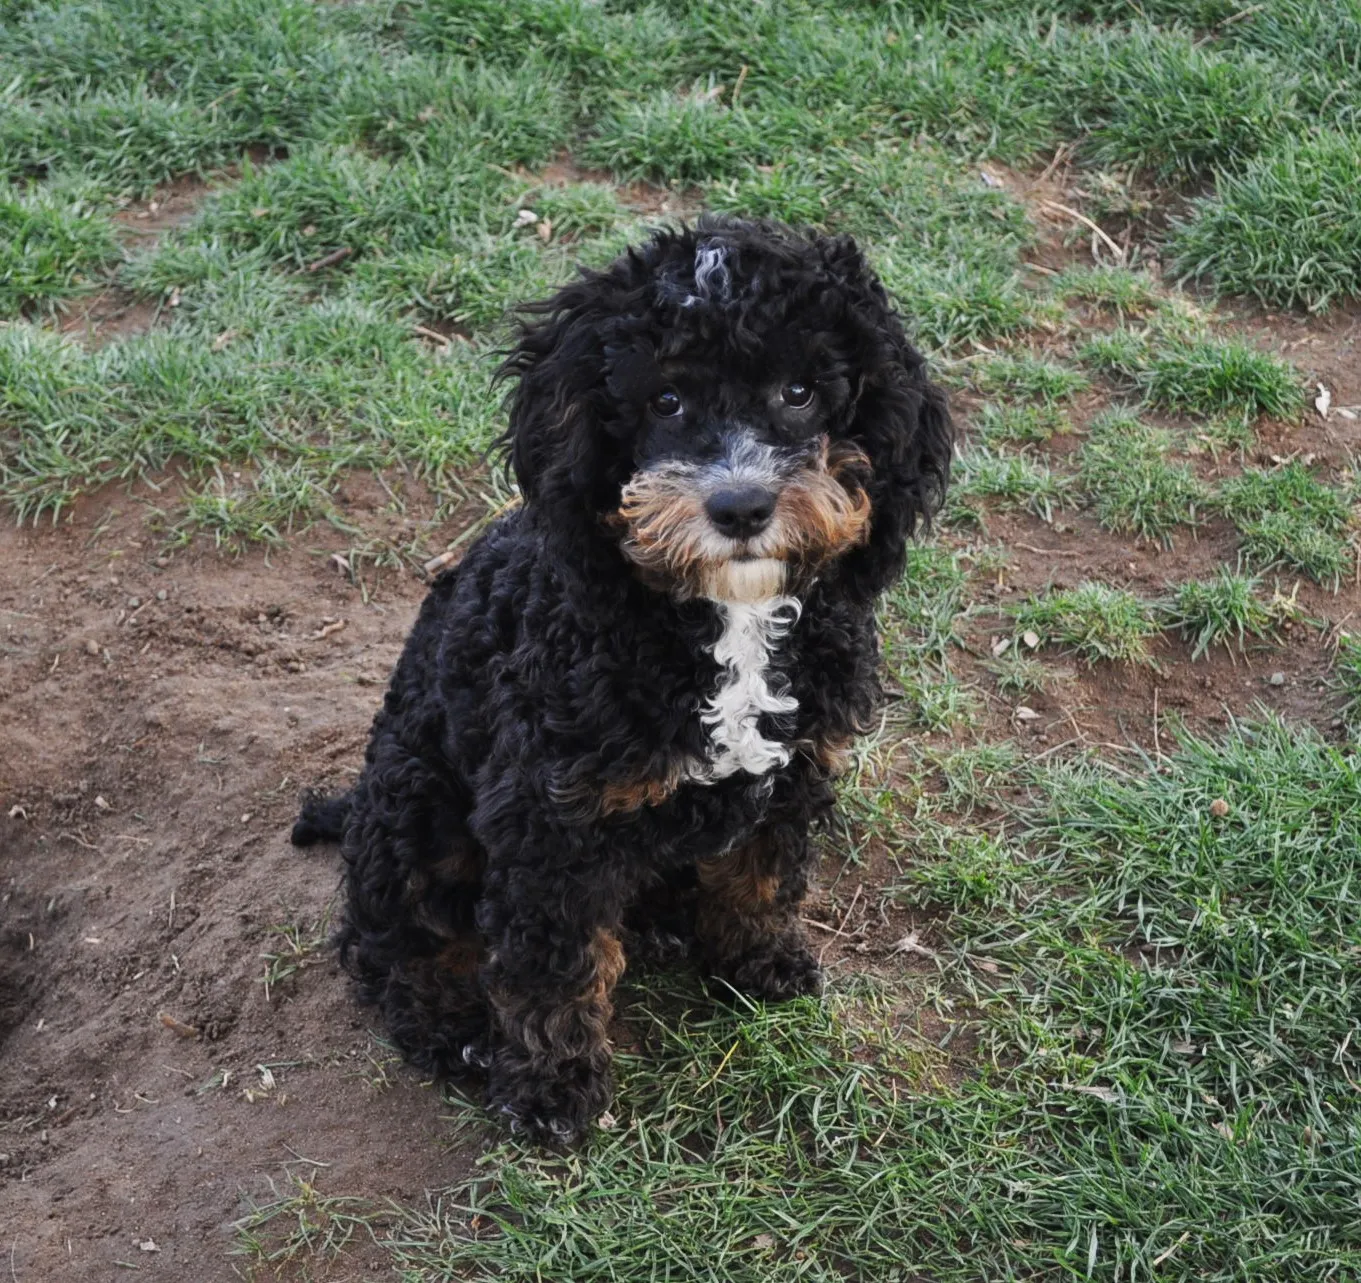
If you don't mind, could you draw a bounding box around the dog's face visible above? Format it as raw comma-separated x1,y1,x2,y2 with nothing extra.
502,219,951,604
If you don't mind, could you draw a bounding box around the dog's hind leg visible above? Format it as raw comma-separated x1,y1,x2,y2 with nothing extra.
339,743,491,1078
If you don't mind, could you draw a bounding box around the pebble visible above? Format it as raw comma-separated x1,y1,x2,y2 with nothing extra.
1209,798,1230,818
85,639,100,656
127,596,141,609
156,589,168,602
1269,672,1285,687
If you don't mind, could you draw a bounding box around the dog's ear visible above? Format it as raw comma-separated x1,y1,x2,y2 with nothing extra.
818,235,953,602
497,263,645,521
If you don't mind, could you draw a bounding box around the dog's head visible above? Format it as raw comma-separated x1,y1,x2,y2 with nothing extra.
500,217,951,603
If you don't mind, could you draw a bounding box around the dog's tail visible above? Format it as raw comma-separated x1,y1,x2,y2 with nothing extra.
291,790,352,847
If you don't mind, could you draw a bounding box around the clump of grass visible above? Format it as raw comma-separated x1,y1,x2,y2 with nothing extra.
1054,264,1157,316
881,544,969,663
1158,568,1294,660
1170,131,1361,312
0,183,122,317
895,830,1024,912
1081,32,1295,181
985,649,1050,694
1012,582,1159,666
971,353,1088,404
1078,409,1206,544
1082,325,1303,422
952,448,1076,524
877,254,1030,353
1217,464,1354,587
976,402,1068,445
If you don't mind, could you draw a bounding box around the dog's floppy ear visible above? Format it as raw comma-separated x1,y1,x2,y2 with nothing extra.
818,234,953,602
497,261,645,521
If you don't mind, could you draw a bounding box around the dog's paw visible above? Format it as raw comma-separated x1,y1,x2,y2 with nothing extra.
720,938,824,1003
488,1057,613,1147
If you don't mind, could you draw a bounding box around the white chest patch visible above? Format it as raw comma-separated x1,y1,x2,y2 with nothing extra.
692,596,800,781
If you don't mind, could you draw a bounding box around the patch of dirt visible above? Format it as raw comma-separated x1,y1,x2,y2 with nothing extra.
530,153,706,220
58,175,218,350
0,493,482,1281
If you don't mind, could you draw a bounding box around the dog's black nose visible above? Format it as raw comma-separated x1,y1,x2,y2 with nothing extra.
705,486,776,538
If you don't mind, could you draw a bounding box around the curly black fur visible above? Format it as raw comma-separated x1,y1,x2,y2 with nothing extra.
293,217,951,1144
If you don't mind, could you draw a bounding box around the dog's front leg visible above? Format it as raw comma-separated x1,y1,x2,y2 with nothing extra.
481,898,626,1145
696,807,824,1003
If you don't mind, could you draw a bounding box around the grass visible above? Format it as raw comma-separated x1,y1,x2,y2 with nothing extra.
1082,325,1304,422
1171,131,1361,312
976,402,1069,445
1011,582,1160,666
0,182,122,316
969,352,1088,404
1334,635,1361,731
1217,464,1355,587
1077,408,1207,544
951,448,1076,525
1159,568,1295,661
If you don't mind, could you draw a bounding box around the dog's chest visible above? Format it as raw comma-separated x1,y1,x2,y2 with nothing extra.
688,596,800,782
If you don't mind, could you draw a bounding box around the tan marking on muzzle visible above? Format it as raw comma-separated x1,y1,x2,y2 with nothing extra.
768,441,872,564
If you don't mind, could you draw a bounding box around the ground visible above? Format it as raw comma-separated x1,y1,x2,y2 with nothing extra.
3,2,1361,1281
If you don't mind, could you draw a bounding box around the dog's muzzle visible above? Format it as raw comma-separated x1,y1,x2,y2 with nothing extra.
614,433,872,602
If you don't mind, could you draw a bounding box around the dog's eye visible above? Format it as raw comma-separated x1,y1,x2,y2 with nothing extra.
650,387,683,418
781,382,814,409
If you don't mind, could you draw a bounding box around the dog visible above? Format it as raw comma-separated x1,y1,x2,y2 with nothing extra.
292,216,951,1143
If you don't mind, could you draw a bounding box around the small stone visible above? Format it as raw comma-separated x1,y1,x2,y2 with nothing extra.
156,589,168,602
1269,672,1285,687
154,556,170,568
127,596,141,609
1021,630,1040,650
85,639,100,656
1209,798,1229,818
1015,706,1041,721
94,795,111,811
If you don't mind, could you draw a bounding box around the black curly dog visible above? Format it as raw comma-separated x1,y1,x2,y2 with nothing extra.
292,217,951,1143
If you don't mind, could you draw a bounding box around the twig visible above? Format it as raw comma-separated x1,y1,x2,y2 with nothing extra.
1013,542,1080,557
413,324,451,347
731,64,749,108
818,884,862,964
1040,200,1125,262
10,1237,18,1283
1038,141,1072,183
302,246,352,274
1152,686,1163,762
1153,1230,1191,1268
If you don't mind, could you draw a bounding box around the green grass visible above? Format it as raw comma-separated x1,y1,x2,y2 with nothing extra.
1217,464,1355,588
1171,131,1361,312
969,352,1088,404
1053,264,1158,316
1011,582,1160,666
0,182,122,316
1334,635,1361,731
1082,325,1304,422
1159,568,1294,661
951,448,1076,525
975,401,1068,445
1077,409,1207,544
